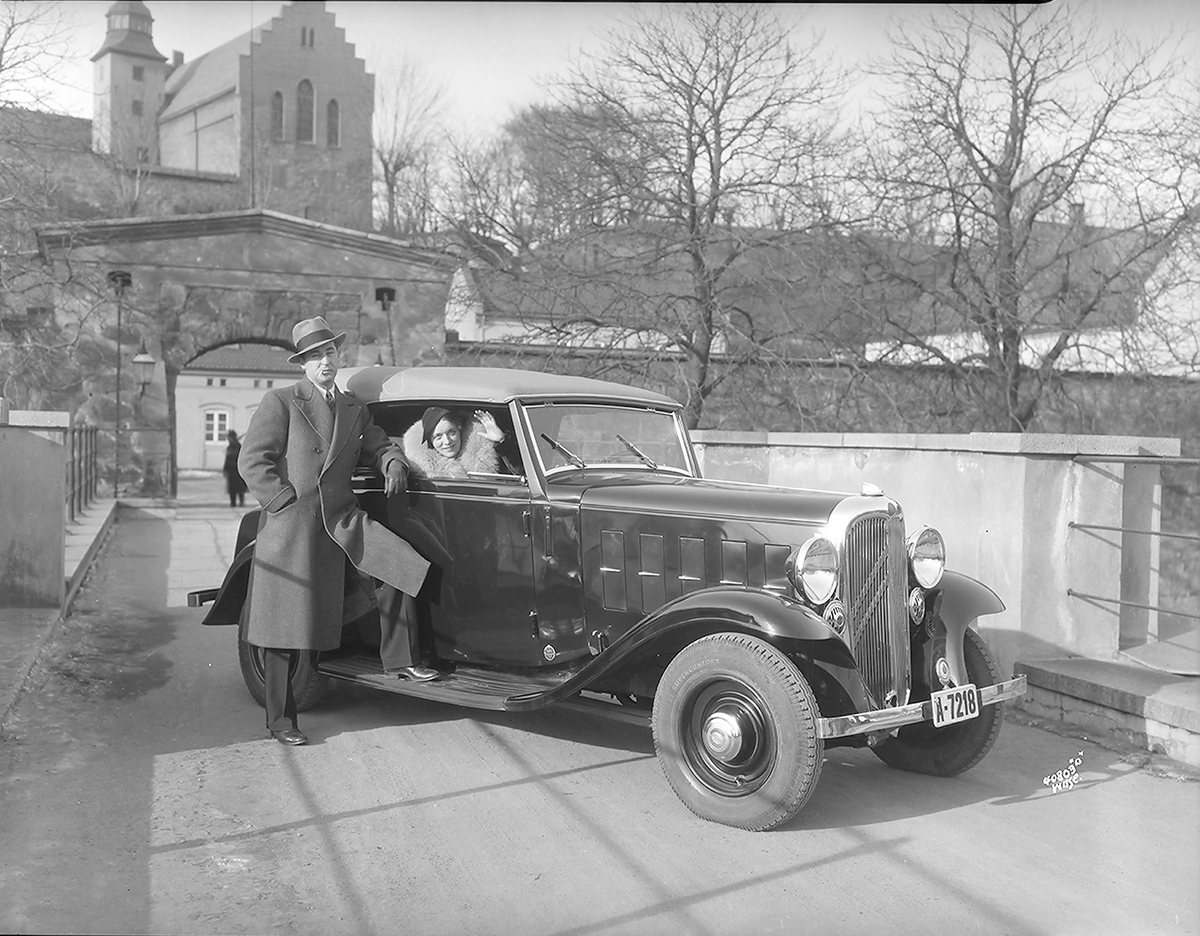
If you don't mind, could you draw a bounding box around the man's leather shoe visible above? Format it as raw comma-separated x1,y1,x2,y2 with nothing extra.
270,728,308,746
386,665,440,682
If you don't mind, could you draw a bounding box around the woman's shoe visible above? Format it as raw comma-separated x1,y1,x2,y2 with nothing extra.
386,665,440,682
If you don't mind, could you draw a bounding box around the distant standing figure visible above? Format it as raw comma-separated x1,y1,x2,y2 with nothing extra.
223,430,248,507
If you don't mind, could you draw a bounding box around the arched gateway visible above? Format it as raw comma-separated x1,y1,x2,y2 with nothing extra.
35,208,457,494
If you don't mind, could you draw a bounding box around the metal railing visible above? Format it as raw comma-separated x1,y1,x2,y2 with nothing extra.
65,425,100,522
1069,454,1200,625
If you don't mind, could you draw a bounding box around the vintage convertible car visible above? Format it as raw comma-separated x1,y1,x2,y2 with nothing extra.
190,365,1025,831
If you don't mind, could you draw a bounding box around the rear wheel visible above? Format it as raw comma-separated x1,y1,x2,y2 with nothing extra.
872,627,1004,776
652,632,823,831
237,634,330,712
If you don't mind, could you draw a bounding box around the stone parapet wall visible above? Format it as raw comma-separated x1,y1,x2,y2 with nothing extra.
691,430,1181,679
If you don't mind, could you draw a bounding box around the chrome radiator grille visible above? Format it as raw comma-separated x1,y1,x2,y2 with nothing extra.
840,512,909,708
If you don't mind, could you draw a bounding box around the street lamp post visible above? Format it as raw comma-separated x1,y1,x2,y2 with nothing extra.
107,269,132,495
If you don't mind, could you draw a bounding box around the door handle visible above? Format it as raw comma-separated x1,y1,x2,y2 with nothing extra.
543,509,553,559
522,509,531,537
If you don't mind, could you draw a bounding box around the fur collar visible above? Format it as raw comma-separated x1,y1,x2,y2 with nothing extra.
402,418,499,477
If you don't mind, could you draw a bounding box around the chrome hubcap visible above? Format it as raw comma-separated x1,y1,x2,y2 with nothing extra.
702,707,746,762
682,680,776,797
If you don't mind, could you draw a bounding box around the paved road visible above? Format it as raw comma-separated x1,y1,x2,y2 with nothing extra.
1,495,1198,936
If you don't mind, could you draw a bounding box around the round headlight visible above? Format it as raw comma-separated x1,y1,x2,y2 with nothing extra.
789,536,838,605
908,527,945,589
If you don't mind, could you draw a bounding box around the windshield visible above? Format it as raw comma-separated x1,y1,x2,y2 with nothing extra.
523,403,693,476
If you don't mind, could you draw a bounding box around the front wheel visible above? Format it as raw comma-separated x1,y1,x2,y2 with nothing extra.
872,627,1004,776
652,632,824,831
236,634,330,712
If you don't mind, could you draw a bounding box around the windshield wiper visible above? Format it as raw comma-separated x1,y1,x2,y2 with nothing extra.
540,433,585,469
615,434,657,470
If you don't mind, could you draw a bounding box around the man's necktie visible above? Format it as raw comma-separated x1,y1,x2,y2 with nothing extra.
325,390,336,409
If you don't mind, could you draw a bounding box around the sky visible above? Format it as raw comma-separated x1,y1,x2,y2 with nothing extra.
31,1,1200,139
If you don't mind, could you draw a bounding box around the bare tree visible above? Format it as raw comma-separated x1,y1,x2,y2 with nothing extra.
843,2,1200,431
373,54,447,234
449,3,846,428
0,0,71,111
0,1,93,409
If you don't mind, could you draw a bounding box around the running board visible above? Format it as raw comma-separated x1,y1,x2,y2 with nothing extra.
318,655,570,711
318,654,651,726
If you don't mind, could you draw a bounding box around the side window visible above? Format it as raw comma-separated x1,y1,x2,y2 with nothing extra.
370,402,524,480
204,409,230,443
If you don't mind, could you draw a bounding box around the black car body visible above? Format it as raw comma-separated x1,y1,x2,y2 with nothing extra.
191,365,1025,830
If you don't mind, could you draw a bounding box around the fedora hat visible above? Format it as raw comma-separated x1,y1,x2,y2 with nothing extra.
287,316,347,363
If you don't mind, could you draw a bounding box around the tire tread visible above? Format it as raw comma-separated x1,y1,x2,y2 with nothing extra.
652,631,823,831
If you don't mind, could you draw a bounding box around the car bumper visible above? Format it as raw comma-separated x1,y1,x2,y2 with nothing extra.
816,675,1026,739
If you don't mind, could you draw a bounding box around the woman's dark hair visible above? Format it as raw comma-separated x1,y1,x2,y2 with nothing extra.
227,430,239,445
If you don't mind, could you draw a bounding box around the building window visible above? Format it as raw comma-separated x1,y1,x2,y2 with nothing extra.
132,65,144,81
296,80,314,143
219,378,227,387
270,91,284,140
300,26,306,46
326,99,340,147
206,378,213,386
132,100,143,116
253,379,261,388
204,410,230,443
266,380,274,388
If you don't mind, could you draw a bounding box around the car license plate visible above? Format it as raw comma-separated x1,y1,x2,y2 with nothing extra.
931,683,979,728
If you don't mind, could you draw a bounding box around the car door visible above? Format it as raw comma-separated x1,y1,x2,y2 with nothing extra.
418,470,538,665
372,399,541,666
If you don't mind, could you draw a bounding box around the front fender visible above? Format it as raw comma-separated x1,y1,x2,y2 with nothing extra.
639,586,837,643
507,586,854,711
937,570,1005,688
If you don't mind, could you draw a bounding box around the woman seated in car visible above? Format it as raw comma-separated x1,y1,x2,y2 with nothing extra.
403,406,505,478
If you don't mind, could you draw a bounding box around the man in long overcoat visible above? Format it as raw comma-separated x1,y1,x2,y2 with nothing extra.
238,316,436,745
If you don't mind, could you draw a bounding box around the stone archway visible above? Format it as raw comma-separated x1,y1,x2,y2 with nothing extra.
36,209,457,494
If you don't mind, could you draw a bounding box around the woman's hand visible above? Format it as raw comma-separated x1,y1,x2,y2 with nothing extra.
474,410,505,442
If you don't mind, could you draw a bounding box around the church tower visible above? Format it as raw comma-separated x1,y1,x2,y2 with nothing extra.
91,0,168,163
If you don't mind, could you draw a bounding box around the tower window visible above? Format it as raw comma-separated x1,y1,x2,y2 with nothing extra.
326,99,340,147
132,100,143,116
270,91,284,140
296,79,314,143
132,65,144,81
301,26,315,48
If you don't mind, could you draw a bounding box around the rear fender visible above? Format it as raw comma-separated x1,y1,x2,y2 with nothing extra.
936,570,1005,687
235,510,261,555
201,544,255,626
